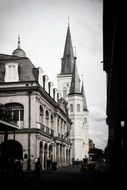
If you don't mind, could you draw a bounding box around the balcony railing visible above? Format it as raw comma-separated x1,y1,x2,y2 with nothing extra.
39,123,71,143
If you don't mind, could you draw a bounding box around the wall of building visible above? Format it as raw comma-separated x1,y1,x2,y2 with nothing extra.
57,74,72,98
68,95,89,160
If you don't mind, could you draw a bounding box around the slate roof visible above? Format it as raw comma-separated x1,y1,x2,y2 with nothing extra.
0,54,38,82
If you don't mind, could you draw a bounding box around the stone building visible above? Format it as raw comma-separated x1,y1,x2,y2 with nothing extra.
57,25,89,161
0,37,72,170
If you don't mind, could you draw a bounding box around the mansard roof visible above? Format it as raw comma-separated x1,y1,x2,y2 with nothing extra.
0,53,38,82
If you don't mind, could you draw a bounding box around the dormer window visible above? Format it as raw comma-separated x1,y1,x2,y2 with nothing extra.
4,62,19,82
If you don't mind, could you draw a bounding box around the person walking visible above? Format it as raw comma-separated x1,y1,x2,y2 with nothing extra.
34,158,42,178
46,157,51,171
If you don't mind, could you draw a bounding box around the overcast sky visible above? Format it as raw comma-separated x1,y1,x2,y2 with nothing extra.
0,0,108,150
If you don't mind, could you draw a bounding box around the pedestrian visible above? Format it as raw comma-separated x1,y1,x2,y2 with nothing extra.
46,157,51,171
34,157,42,178
12,158,24,179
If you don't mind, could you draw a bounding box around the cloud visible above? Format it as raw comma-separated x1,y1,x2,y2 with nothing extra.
89,119,108,149
89,106,106,122
88,105,108,149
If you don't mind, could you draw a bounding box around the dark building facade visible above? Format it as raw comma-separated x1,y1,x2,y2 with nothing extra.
103,0,127,172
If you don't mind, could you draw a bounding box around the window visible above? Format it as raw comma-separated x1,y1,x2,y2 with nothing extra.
24,154,27,159
40,105,43,116
4,103,24,127
50,114,54,130
4,62,19,82
63,87,67,98
70,104,73,112
57,117,59,133
45,110,49,127
77,104,80,112
40,105,44,124
84,117,87,123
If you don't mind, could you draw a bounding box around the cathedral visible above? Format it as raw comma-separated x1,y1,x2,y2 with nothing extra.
0,24,89,171
57,25,89,161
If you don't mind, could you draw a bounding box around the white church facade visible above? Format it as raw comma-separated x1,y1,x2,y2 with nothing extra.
57,25,89,161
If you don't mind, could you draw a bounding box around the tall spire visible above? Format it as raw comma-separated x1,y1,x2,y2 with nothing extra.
60,24,75,74
81,77,88,111
69,58,80,94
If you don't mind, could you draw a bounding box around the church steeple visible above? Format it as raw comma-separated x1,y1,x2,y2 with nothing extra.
81,80,88,111
69,57,80,94
60,25,75,74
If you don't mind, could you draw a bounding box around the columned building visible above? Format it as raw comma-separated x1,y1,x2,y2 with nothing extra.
57,25,89,161
0,37,72,170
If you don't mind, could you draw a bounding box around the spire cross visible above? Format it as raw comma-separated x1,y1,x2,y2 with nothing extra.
68,16,70,27
74,46,76,57
81,74,84,83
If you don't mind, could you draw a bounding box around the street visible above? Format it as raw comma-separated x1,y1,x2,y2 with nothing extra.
1,165,124,189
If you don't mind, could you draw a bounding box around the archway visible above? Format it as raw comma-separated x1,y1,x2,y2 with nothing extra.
0,140,23,171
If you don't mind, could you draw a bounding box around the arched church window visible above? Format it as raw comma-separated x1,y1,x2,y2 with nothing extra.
4,103,24,127
70,104,73,112
63,87,67,98
84,117,87,124
77,104,80,112
4,62,19,82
